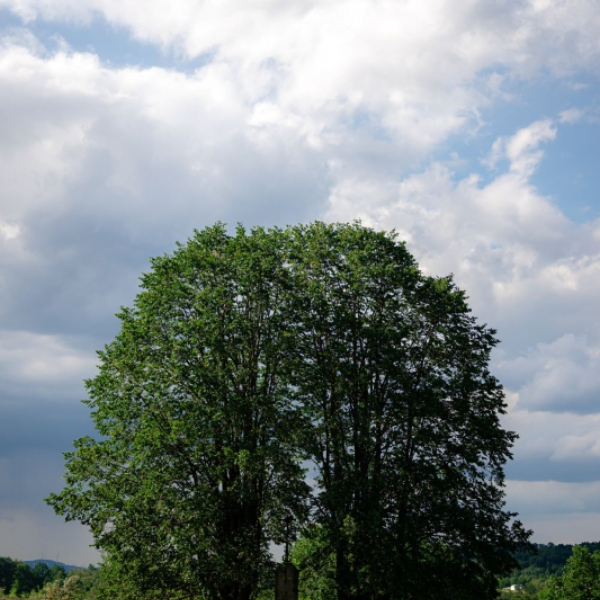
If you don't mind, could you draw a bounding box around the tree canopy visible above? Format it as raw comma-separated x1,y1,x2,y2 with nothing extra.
285,223,530,600
47,222,531,600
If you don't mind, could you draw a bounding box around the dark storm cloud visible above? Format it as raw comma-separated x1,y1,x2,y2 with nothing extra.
505,455,600,484
0,399,94,459
0,39,334,562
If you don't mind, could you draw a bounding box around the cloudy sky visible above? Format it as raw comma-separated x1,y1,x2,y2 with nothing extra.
1,0,600,566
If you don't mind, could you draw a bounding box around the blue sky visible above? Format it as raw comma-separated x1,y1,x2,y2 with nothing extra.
1,0,600,566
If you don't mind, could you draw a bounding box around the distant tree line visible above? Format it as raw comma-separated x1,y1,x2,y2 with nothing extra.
515,542,600,574
0,558,66,596
542,545,600,600
0,559,99,600
499,543,600,599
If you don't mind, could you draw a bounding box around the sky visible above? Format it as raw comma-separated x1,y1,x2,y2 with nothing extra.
0,0,600,567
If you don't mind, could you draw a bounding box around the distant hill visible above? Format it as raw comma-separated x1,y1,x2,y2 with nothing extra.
23,559,82,573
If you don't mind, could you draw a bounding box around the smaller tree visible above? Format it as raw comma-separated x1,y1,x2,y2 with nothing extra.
32,563,52,589
0,557,17,595
49,564,67,582
11,563,36,597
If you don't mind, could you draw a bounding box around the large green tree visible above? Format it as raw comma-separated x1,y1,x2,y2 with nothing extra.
48,221,529,600
47,224,310,600
286,222,531,600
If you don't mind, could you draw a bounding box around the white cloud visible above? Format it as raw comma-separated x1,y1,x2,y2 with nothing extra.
0,510,99,564
0,38,327,228
502,335,600,413
325,118,600,356
553,435,600,461
0,331,97,401
484,119,557,176
0,222,19,240
527,512,600,544
324,115,600,433
504,406,600,463
505,119,556,177
0,0,598,173
0,39,332,340
507,480,600,515
559,107,585,124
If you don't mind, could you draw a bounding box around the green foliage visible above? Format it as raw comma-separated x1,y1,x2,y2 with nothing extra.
290,528,336,600
0,558,68,598
0,558,17,595
543,546,600,600
42,575,85,600
38,567,100,600
286,223,531,600
37,566,101,600
516,543,600,575
32,564,51,588
47,224,310,600
497,542,600,595
10,564,36,597
495,543,600,600
47,222,530,600
66,567,101,600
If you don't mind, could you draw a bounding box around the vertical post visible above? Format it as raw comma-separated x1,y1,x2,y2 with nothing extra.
275,514,299,600
275,563,299,600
